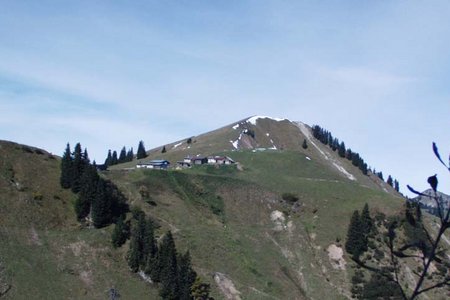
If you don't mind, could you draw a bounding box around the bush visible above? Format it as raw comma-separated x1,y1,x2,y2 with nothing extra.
282,193,299,203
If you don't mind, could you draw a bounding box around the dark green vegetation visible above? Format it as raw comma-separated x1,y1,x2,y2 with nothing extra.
61,143,128,227
346,154,450,300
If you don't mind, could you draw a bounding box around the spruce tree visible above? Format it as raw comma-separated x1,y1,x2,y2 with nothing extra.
178,251,197,300
60,143,73,189
159,231,179,300
345,210,365,259
119,146,127,163
71,143,84,193
302,139,308,149
394,179,400,192
128,220,141,272
141,219,157,269
112,217,129,248
161,146,166,153
361,204,372,239
338,142,346,158
91,179,112,228
75,164,99,220
345,148,353,160
387,175,393,187
111,151,118,165
137,141,147,159
126,148,134,162
105,150,112,166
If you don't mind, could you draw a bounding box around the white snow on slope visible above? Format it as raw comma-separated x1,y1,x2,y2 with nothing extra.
296,122,356,181
172,142,182,149
246,116,288,125
232,123,240,130
230,130,246,150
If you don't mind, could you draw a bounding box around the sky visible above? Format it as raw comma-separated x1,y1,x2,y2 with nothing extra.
0,0,449,195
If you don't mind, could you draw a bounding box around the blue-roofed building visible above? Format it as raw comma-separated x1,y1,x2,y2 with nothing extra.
136,159,170,170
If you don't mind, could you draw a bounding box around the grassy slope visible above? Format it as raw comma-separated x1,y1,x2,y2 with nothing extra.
106,147,403,299
0,140,157,299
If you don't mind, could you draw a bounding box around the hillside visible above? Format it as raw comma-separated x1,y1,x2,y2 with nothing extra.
0,140,158,299
0,117,415,299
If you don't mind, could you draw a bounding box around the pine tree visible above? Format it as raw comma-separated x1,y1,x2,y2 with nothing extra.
104,150,112,166
91,179,112,228
345,210,366,259
119,146,127,163
75,164,99,220
141,219,157,269
361,204,372,239
159,231,179,300
126,148,134,162
387,175,393,187
394,179,400,192
137,141,147,159
346,148,353,160
178,251,197,300
71,143,84,193
128,220,141,272
338,142,346,158
111,151,118,165
161,146,166,153
60,143,73,189
302,139,308,149
111,217,129,248
82,148,90,165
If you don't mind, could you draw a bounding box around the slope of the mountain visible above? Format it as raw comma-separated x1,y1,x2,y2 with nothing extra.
0,117,408,299
0,140,157,299
104,117,406,299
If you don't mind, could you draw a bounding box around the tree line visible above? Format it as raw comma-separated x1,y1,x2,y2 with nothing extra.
312,125,400,191
112,208,213,299
104,140,147,167
60,143,128,228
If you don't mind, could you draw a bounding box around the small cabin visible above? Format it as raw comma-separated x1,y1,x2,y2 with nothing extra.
210,156,235,165
136,159,170,170
192,157,208,165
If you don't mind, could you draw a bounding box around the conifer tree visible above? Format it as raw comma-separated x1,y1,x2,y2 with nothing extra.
91,179,112,228
346,148,353,160
128,220,141,272
338,141,346,158
112,217,129,248
302,139,308,149
75,164,99,220
137,141,147,159
394,179,400,192
387,175,394,187
141,219,157,269
105,150,112,166
126,148,134,162
178,251,197,300
60,143,73,189
345,210,366,259
161,146,166,153
71,143,84,193
82,148,90,165
111,151,118,165
159,231,179,300
361,204,372,239
119,146,127,163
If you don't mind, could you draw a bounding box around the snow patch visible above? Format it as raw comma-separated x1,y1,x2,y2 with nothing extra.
232,123,240,130
266,132,270,136
306,156,311,161
246,116,288,125
172,142,182,149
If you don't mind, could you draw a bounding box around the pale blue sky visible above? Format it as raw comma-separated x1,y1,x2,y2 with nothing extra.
0,1,449,195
